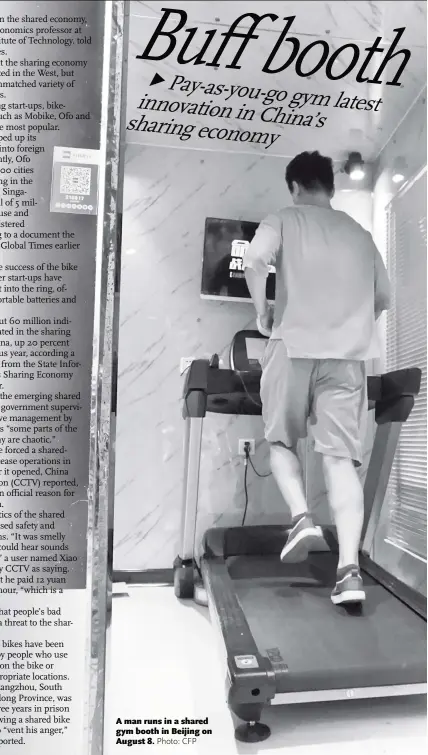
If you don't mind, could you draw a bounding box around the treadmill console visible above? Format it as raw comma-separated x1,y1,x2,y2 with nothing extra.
230,330,268,373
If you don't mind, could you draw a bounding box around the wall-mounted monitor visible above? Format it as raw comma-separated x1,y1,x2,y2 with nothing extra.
201,217,276,302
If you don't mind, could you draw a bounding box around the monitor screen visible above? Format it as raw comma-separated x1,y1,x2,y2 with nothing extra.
201,217,276,302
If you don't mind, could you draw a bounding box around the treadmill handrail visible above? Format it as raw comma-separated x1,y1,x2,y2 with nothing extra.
183,360,422,422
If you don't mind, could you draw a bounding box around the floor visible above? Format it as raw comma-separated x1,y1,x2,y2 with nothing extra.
105,585,427,754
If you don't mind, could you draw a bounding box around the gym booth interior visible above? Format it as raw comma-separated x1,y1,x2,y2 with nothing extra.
105,3,427,753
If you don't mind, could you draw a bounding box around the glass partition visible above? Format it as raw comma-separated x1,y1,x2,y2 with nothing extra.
370,166,427,596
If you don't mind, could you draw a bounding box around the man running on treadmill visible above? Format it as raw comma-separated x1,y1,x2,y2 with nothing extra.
243,151,391,606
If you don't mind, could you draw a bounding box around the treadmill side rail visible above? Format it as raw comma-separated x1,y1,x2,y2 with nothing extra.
362,422,402,552
271,683,427,706
178,417,203,562
201,558,278,714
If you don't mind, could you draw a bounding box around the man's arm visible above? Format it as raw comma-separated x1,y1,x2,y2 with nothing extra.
245,267,271,317
374,245,391,320
243,215,281,331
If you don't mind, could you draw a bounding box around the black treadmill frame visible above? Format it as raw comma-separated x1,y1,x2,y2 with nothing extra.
200,523,426,719
176,358,426,723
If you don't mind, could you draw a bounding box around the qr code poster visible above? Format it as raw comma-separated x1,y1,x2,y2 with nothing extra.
50,146,100,215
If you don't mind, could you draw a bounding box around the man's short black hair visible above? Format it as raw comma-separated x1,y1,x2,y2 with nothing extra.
285,151,334,195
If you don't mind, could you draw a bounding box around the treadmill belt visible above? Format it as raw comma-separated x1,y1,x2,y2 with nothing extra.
227,552,427,692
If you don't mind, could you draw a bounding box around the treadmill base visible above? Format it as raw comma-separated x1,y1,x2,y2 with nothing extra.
235,721,271,743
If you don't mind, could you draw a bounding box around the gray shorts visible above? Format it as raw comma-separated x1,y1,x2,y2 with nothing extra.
260,339,367,465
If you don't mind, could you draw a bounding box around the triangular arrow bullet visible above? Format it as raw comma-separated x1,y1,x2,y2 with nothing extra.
150,73,165,86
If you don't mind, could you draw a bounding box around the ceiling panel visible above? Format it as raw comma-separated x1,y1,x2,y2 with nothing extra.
126,1,427,160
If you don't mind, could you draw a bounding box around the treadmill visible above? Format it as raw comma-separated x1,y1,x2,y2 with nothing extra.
174,330,427,742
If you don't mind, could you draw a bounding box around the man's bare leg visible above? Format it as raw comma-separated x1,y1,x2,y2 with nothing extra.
322,456,364,568
322,455,366,604
270,442,324,562
269,442,308,518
